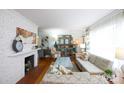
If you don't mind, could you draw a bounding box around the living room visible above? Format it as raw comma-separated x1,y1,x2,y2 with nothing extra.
0,9,124,84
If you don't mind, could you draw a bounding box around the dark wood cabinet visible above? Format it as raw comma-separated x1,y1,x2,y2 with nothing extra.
57,35,76,57
38,49,44,58
58,35,72,45
38,49,51,58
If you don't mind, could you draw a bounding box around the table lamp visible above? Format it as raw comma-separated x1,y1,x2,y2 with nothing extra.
115,48,124,60
115,48,124,78
80,43,86,52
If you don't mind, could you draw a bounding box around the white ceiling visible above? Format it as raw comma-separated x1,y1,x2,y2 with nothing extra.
16,9,114,29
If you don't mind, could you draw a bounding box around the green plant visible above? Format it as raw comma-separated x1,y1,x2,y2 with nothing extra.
104,69,113,77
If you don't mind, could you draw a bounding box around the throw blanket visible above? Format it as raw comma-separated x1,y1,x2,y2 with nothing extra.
41,72,108,84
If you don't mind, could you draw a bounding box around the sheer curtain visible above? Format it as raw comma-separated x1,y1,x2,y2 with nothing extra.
89,11,124,63
114,12,124,72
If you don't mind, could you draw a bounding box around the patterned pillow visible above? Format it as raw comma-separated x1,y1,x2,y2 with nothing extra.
84,55,89,61
49,65,73,75
49,65,63,75
88,54,96,63
58,65,73,75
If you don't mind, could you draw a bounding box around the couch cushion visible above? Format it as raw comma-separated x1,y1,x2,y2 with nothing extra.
88,54,96,63
80,61,104,74
94,56,113,71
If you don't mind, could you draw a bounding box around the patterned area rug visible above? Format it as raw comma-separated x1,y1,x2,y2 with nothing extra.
41,72,108,84
41,61,108,84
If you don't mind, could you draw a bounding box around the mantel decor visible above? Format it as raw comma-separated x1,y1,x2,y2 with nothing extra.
16,27,36,44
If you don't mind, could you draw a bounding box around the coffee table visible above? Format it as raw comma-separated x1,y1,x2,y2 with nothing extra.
54,57,73,70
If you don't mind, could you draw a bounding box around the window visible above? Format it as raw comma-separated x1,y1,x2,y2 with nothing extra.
89,12,124,62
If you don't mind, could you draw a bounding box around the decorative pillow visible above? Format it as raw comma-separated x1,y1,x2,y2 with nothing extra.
49,65,73,75
76,53,82,58
81,55,85,60
78,52,89,61
49,65,63,75
58,65,73,75
82,52,88,61
84,55,89,61
88,54,96,63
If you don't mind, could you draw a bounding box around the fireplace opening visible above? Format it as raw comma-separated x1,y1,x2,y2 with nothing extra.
25,55,34,75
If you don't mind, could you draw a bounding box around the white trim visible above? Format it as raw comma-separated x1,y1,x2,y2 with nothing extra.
8,48,41,57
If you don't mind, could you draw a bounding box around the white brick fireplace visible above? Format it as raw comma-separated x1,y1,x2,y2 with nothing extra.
0,10,38,83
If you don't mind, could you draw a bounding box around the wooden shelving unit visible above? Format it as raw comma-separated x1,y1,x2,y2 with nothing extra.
57,35,76,57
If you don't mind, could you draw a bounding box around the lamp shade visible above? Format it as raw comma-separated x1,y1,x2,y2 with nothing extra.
80,43,85,48
115,48,124,60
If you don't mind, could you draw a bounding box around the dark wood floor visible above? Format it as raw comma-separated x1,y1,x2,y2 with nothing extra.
17,57,54,84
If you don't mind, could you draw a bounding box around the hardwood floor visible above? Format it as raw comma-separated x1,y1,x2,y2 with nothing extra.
17,57,54,84
16,57,80,84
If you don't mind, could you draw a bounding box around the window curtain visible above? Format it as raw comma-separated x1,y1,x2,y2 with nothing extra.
89,11,124,63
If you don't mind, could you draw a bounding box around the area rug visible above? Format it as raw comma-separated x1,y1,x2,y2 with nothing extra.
41,72,108,84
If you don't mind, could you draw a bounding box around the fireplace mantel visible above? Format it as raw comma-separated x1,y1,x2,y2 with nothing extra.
8,48,41,57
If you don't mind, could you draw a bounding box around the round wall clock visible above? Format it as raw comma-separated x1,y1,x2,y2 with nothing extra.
12,40,23,52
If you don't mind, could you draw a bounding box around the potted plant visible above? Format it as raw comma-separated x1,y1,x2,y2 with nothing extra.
104,69,113,80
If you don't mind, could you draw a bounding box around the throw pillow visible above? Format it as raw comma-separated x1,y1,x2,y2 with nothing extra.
58,65,73,75
49,65,63,75
81,55,85,60
84,55,89,61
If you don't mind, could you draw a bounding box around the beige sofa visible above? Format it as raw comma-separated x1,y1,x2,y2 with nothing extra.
76,53,113,75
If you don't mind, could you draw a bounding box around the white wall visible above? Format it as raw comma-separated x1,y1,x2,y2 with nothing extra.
0,10,38,83
38,28,84,48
